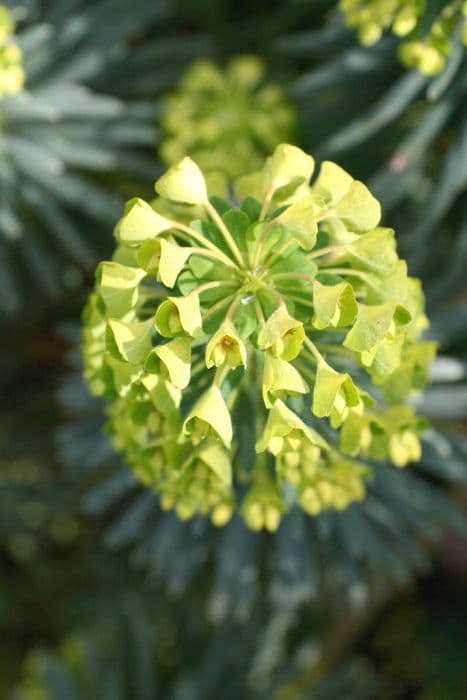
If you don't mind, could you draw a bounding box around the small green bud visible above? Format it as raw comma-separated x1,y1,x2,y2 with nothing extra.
206,322,247,369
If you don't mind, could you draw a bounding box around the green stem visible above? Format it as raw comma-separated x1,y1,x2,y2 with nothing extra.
190,358,208,378
202,293,236,321
318,267,364,279
149,434,179,447
225,293,243,322
194,280,238,296
307,244,346,260
189,246,243,273
282,294,314,309
294,360,316,384
259,184,275,221
322,267,379,292
212,364,229,388
265,239,296,268
227,369,250,411
204,200,245,267
174,222,239,269
303,336,326,364
265,285,287,308
269,272,315,285
316,343,353,355
254,297,266,328
252,219,277,268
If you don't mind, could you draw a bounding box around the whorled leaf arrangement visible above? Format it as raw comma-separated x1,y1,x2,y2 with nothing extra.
339,0,467,74
0,0,207,314
159,56,295,179
0,4,23,97
9,597,378,700
82,143,436,532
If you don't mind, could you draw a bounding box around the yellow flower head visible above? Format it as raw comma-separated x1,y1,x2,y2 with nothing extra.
83,143,434,531
160,56,296,179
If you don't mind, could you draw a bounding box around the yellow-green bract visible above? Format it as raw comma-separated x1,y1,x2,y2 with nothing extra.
82,143,435,532
339,0,467,75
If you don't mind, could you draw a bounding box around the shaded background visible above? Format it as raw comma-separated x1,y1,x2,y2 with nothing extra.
1,1,467,697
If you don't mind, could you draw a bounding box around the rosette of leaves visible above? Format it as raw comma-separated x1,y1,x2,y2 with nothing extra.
339,0,467,75
0,5,24,97
0,0,206,315
82,142,436,533
159,55,296,179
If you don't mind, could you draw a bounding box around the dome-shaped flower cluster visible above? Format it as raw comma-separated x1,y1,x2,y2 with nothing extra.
82,143,435,531
339,0,467,75
159,56,295,179
0,5,24,97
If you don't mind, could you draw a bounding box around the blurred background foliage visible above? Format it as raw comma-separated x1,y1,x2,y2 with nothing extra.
1,0,467,697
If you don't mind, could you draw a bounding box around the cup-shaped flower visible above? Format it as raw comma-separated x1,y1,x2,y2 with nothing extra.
312,362,374,428
256,400,328,456
97,261,145,318
114,198,174,245
141,373,182,421
138,238,193,288
182,385,233,447
262,143,314,199
312,280,358,329
147,337,192,390
262,353,308,408
277,195,318,249
258,306,305,361
155,156,208,205
205,321,247,369
106,318,154,366
155,294,202,338
344,301,411,353
311,160,353,205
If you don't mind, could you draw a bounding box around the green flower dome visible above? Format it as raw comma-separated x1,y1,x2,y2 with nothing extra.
82,144,435,531
159,56,296,179
0,4,24,97
339,0,467,75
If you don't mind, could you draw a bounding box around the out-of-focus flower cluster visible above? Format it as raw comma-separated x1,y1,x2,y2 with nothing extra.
159,56,295,179
82,143,435,531
339,0,467,75
0,5,24,98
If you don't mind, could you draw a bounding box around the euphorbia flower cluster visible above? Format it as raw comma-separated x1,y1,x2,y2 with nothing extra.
340,0,467,75
82,143,435,531
159,56,295,179
0,5,24,98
